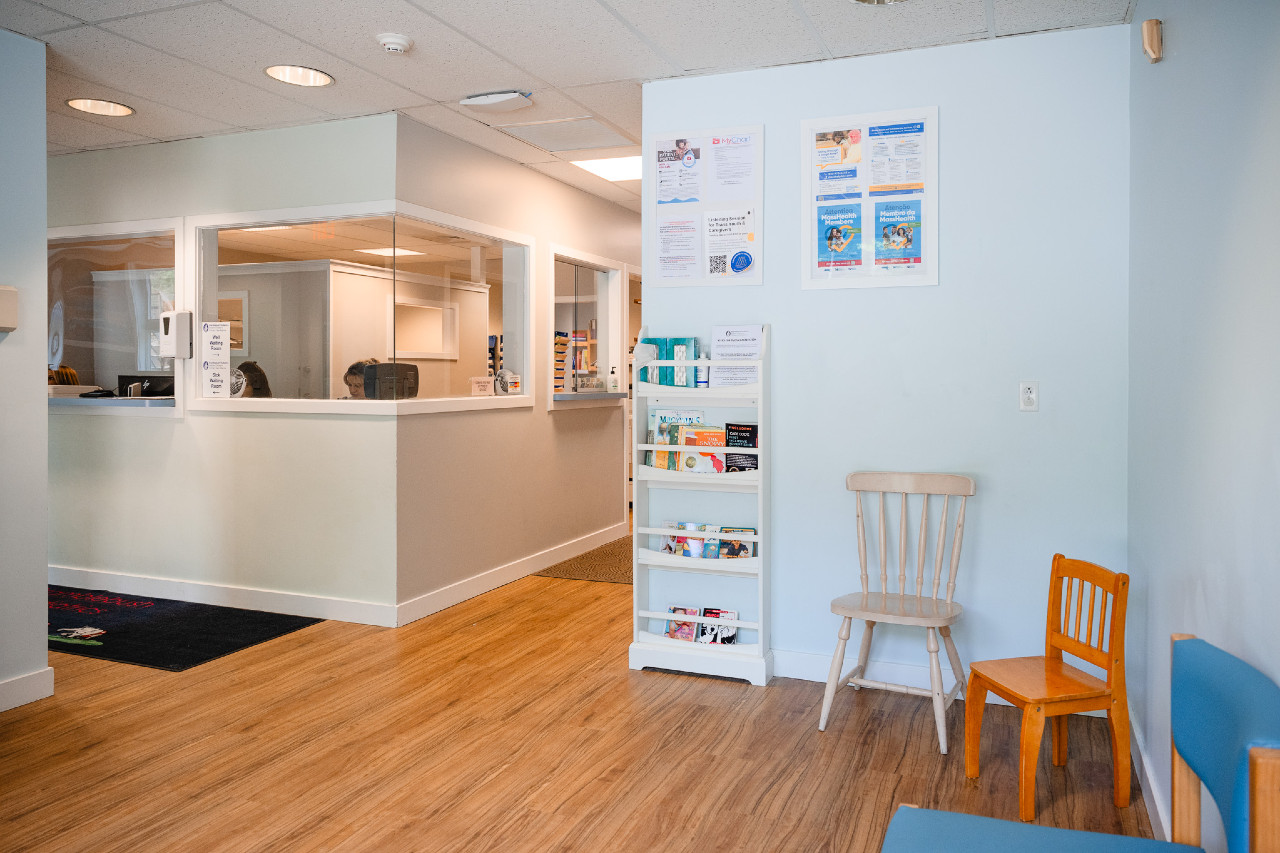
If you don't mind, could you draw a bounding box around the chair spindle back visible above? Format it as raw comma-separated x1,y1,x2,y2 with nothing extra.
847,472,976,603
1046,553,1129,678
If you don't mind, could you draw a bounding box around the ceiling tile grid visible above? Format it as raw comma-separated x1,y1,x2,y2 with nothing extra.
992,0,1134,37
798,0,990,57
0,0,83,36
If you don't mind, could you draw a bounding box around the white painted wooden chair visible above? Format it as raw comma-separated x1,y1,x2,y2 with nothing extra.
818,472,976,754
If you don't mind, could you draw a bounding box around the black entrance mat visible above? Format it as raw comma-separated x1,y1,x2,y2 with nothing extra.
48,585,322,671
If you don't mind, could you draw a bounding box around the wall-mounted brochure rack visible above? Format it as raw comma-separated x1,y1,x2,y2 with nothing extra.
629,327,770,685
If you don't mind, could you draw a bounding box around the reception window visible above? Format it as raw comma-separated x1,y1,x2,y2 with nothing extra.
47,230,177,397
198,213,527,401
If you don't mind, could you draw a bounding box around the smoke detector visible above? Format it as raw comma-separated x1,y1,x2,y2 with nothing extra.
377,33,413,54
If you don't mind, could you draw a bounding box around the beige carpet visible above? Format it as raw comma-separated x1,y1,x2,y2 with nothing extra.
534,536,632,584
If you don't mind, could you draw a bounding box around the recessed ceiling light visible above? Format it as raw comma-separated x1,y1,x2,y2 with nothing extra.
355,248,423,257
264,65,334,87
571,156,642,182
67,98,133,117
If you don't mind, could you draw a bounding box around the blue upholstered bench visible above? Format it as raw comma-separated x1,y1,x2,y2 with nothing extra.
882,635,1280,853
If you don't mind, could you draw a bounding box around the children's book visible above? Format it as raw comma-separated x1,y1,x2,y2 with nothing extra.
679,522,704,557
676,424,726,473
647,409,703,468
665,606,699,641
696,608,738,644
655,520,681,554
719,527,756,558
725,453,758,472
700,524,721,559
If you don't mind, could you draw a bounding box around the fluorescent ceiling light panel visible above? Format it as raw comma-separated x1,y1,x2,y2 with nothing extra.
239,225,292,232
264,65,334,87
67,98,133,117
459,90,533,113
355,248,423,257
571,156,643,182
500,118,633,152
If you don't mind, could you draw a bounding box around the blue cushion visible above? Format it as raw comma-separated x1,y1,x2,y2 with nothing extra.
1172,639,1280,853
881,807,1203,853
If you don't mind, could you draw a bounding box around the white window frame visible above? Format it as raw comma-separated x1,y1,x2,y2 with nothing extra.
184,199,534,415
547,243,627,409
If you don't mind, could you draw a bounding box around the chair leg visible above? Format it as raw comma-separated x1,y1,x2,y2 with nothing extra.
1051,714,1068,766
818,617,852,731
927,627,947,754
851,620,875,688
940,626,966,700
964,671,989,779
1108,697,1132,808
1019,704,1047,821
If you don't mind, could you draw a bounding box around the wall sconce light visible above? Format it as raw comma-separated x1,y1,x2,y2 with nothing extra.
1142,19,1163,63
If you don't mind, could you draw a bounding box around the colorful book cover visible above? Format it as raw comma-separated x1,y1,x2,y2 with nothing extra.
719,527,756,558
665,606,699,641
700,524,721,559
655,520,681,554
725,453,758,472
725,423,759,448
676,424,726,473
696,608,738,644
679,521,704,557
647,409,703,468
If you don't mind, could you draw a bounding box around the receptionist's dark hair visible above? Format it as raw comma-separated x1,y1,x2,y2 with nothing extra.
237,360,272,398
344,357,379,382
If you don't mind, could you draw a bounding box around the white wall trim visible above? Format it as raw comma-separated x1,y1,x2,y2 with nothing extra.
0,666,54,713
396,521,630,627
49,564,397,627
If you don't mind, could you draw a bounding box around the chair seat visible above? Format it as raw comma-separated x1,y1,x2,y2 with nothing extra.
882,806,1202,853
969,655,1110,705
831,591,963,626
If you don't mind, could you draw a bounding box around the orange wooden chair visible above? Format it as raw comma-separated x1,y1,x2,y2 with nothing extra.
964,553,1130,821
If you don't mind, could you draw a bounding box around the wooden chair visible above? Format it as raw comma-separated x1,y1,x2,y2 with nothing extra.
818,472,976,754
882,634,1280,852
965,553,1130,821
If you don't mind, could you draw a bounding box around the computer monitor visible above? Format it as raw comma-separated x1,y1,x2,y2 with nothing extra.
364,363,418,400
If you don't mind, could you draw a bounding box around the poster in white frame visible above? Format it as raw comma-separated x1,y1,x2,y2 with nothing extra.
801,107,938,289
647,125,764,287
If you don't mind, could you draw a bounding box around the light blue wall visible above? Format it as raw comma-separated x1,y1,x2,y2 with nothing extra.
1129,1,1280,845
0,30,53,711
642,27,1131,691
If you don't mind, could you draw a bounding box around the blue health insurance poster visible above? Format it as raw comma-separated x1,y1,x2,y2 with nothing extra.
874,200,922,267
817,204,862,270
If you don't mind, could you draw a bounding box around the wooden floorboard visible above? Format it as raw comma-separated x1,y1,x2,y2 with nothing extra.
0,576,1153,852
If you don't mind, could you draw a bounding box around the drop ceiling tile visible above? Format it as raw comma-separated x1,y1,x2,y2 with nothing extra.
799,0,989,57
992,0,1131,36
48,141,77,155
39,0,207,21
100,4,427,116
47,110,158,150
423,0,681,88
527,160,639,203
48,68,238,142
0,0,82,36
223,0,544,103
400,106,560,164
45,25,325,128
501,118,633,152
609,0,828,73
561,80,643,138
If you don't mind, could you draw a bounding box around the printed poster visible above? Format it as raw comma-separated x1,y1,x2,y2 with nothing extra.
649,126,763,286
201,321,231,397
802,107,937,288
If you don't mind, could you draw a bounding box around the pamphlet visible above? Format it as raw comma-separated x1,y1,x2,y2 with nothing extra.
709,324,764,386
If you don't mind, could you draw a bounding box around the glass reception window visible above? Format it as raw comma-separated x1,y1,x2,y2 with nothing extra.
199,214,527,400
47,231,176,395
553,257,621,396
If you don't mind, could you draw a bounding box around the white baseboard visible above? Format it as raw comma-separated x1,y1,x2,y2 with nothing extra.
396,522,630,626
49,522,630,632
49,564,398,627
0,666,54,713
1130,708,1166,839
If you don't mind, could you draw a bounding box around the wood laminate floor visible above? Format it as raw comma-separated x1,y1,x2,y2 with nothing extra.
0,576,1153,852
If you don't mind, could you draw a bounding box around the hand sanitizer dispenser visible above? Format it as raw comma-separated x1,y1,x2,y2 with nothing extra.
159,310,192,359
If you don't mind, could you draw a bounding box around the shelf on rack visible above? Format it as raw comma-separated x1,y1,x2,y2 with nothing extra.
634,547,760,576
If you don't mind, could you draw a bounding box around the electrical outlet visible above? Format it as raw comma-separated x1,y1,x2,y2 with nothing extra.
1019,381,1039,412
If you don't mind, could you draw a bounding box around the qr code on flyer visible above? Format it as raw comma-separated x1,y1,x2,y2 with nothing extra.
709,254,727,275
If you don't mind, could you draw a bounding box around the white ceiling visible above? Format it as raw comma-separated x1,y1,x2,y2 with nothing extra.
4,0,1136,213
